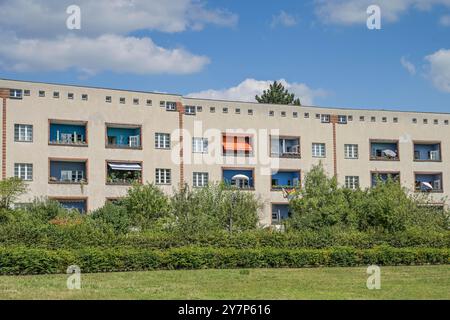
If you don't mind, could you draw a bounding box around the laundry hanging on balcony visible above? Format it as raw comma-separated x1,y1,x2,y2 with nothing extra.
108,163,142,171
382,149,397,158
420,182,433,190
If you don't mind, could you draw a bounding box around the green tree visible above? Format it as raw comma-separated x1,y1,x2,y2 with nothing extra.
255,81,301,105
288,164,357,230
121,183,170,229
0,178,27,210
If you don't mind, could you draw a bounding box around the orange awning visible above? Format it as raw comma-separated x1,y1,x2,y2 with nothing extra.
223,141,252,152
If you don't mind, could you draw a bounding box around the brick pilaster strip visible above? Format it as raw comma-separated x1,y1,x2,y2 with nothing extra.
177,102,185,189
2,97,7,180
330,115,338,178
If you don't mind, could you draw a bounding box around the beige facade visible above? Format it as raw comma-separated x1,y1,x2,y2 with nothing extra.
1,79,449,226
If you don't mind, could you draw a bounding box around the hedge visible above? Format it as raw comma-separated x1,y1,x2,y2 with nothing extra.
0,246,448,275
1,224,449,250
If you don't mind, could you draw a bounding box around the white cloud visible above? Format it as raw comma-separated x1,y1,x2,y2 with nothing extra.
440,15,450,26
187,79,328,105
425,49,450,93
271,11,298,28
315,0,450,25
0,0,236,75
0,34,210,75
0,0,238,37
400,56,416,75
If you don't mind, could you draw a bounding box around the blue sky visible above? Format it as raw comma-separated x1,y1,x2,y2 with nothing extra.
0,0,449,112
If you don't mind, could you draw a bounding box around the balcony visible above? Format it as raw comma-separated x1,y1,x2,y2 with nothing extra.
223,168,254,190
49,121,87,146
49,159,87,184
106,124,142,149
53,198,87,214
271,170,300,190
370,140,399,161
271,137,300,158
415,173,443,193
272,204,291,225
371,172,400,187
107,161,142,185
222,134,253,157
414,142,441,162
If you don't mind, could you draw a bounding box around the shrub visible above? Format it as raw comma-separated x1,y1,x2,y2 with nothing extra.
288,164,449,232
24,198,68,223
0,246,448,275
90,202,131,234
121,183,170,229
169,184,261,234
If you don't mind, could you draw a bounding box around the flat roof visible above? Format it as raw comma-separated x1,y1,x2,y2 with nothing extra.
1,77,449,116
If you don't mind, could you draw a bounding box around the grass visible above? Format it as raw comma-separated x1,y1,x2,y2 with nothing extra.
0,266,449,300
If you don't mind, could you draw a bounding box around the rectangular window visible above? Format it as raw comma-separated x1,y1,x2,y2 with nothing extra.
14,124,33,142
166,102,177,111
10,89,23,99
248,109,253,115
312,143,326,158
196,106,203,112
82,94,88,101
155,133,171,149
338,115,347,124
68,93,74,100
133,98,139,105
193,172,208,187
223,107,228,114
185,105,196,115
304,113,310,118
53,92,60,99
269,111,274,116
344,144,358,159
155,169,171,185
120,97,126,104
321,114,330,123
281,111,286,117
235,108,241,114
192,137,208,153
39,90,45,97
14,163,32,181
210,107,216,113
106,96,112,103
146,99,152,106
24,90,30,96
293,112,298,118
345,176,360,190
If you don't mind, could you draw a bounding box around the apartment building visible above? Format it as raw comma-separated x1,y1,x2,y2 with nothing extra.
1,78,449,226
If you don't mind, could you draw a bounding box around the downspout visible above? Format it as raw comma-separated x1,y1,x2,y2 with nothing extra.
176,102,185,189
0,89,9,180
330,115,338,178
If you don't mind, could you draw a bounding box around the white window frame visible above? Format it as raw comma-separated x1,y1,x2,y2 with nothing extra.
345,176,360,190
321,114,330,123
155,169,171,185
185,105,196,115
14,163,32,181
312,143,326,158
14,124,33,142
193,172,208,187
129,135,140,148
344,144,359,159
338,115,347,124
155,133,170,149
192,137,208,154
10,89,23,99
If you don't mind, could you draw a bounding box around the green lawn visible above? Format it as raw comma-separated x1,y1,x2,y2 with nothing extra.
0,266,449,300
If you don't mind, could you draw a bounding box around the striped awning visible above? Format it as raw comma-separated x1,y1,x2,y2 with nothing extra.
108,163,141,171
